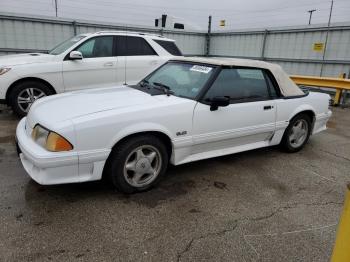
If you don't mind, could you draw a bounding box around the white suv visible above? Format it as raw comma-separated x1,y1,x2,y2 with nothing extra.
0,31,182,116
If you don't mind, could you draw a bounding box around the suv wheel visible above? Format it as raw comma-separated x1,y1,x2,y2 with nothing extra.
281,113,312,152
106,135,169,194
9,81,54,117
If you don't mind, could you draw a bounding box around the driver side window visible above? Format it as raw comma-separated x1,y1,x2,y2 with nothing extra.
76,36,113,58
204,68,270,103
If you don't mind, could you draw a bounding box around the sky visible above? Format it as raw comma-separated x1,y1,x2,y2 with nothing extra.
0,0,349,31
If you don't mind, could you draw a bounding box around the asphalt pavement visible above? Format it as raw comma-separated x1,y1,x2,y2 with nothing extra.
0,104,349,261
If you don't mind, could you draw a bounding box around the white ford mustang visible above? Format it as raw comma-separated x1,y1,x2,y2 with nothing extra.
16,57,332,193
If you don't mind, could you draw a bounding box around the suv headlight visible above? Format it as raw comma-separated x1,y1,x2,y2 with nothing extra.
31,125,73,152
0,67,11,75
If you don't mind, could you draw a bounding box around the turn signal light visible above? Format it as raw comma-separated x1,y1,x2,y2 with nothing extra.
31,124,73,152
46,132,73,152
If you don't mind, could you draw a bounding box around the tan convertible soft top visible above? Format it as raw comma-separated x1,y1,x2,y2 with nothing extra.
171,57,304,97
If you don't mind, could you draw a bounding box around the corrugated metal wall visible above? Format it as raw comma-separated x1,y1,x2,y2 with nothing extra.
0,18,73,53
210,25,350,77
210,32,264,58
0,13,206,56
1,13,350,77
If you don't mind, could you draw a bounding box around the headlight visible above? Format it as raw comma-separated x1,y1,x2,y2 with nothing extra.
0,67,11,75
31,125,73,152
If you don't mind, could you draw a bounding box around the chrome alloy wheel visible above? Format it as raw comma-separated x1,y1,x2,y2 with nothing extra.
17,87,46,113
123,145,162,187
288,119,309,148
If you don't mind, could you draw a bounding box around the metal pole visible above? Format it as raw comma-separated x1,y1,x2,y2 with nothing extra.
261,29,268,60
320,0,334,76
342,70,350,106
331,183,350,261
72,20,77,36
206,15,212,57
54,0,58,17
308,9,316,25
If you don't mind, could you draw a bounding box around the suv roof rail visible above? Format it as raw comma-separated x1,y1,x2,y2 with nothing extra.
95,30,165,38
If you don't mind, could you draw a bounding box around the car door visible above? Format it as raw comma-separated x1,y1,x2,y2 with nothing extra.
115,35,163,85
62,36,117,91
192,67,277,155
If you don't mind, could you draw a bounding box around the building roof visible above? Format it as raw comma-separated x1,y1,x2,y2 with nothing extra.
170,57,304,97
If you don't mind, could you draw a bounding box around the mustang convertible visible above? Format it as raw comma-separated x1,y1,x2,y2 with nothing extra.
16,57,332,193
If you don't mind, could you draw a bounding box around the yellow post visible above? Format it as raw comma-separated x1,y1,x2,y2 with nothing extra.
334,73,346,106
334,89,342,105
331,184,350,262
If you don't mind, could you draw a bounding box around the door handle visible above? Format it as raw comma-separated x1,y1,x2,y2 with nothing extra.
263,105,273,110
103,62,114,67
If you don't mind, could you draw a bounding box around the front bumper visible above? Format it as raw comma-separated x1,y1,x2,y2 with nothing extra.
16,118,110,185
16,118,79,185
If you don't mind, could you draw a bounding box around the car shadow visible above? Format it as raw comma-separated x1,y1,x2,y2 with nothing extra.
23,145,282,209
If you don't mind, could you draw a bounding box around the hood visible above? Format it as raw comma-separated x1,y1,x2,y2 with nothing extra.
27,86,159,127
0,53,55,67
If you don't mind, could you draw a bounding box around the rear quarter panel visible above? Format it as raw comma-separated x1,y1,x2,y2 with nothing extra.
275,91,331,135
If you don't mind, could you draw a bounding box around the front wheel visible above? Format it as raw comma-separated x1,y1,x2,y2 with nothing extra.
280,114,312,153
106,135,169,194
9,81,54,117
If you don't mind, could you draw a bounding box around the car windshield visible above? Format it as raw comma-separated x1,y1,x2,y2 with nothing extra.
142,62,216,99
49,35,86,55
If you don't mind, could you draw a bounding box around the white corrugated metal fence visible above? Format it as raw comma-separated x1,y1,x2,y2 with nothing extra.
0,12,349,77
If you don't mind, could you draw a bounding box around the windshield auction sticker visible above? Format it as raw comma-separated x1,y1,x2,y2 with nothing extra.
190,65,212,74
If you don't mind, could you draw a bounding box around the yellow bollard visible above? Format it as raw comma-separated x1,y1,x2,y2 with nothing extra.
333,73,346,106
331,184,350,262
334,89,343,106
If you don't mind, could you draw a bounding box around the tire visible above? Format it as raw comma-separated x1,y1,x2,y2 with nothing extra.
8,81,54,117
106,135,169,194
280,113,312,153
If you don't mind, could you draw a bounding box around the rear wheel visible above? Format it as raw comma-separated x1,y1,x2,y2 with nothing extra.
106,135,169,194
281,114,312,153
9,81,54,117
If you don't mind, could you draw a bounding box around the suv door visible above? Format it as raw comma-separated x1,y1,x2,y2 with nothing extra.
115,35,164,85
192,68,277,154
62,36,117,91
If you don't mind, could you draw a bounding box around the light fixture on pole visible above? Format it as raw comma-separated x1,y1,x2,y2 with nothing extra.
307,9,316,25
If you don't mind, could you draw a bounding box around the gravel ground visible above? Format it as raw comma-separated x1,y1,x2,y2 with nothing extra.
0,104,349,262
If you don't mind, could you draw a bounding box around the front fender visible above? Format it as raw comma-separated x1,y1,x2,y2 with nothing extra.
0,69,20,100
108,122,174,148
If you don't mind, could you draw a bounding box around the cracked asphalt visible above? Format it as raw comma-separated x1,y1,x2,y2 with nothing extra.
0,104,349,261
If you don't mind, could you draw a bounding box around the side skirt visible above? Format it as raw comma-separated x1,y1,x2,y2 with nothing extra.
175,140,271,165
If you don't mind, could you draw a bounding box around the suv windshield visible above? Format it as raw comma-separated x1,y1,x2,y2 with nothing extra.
49,35,86,55
142,62,216,99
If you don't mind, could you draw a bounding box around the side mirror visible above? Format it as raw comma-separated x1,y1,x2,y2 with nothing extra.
69,51,83,60
209,96,230,111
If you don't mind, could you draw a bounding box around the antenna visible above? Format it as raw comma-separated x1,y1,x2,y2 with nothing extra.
124,25,127,85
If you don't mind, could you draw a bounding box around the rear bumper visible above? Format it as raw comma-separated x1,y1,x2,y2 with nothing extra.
313,110,332,134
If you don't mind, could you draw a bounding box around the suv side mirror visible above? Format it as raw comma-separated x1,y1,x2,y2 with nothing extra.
209,96,230,111
69,51,83,60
